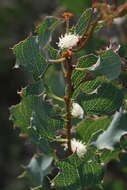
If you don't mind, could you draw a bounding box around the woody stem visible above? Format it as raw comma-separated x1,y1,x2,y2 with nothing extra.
64,57,73,154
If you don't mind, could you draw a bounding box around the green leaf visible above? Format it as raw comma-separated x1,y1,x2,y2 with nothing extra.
27,155,53,186
77,117,120,165
88,50,122,80
47,45,59,59
22,80,44,96
77,118,111,144
94,109,127,150
10,95,63,154
77,117,120,168
13,36,47,80
72,54,105,98
77,82,123,116
73,77,104,98
54,155,104,190
74,8,105,35
75,9,91,35
45,65,65,97
29,111,60,154
10,95,49,130
72,54,97,87
41,45,59,80
36,16,62,49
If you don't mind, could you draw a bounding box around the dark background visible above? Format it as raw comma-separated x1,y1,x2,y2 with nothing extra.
0,0,58,189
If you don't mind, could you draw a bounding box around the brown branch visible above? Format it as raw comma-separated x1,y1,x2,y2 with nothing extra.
64,57,73,154
73,15,101,52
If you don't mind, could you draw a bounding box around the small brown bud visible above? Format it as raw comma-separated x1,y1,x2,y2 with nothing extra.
62,50,73,59
62,12,74,20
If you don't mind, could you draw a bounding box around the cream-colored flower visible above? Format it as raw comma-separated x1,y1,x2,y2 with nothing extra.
57,33,80,49
71,138,87,157
63,138,87,158
71,102,84,119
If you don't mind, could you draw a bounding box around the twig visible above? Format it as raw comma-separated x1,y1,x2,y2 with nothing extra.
81,7,94,40
64,57,73,154
74,15,101,52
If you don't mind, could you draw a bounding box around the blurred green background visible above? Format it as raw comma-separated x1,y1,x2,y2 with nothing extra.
0,0,127,189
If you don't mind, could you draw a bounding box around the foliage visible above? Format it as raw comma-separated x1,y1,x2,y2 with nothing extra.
10,1,127,190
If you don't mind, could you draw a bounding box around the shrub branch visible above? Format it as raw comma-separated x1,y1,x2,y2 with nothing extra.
64,56,73,154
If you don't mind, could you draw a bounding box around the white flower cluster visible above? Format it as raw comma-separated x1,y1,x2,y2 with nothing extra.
57,33,80,49
63,138,87,158
71,138,87,158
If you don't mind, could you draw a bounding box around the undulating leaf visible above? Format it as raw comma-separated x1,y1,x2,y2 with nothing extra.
94,109,127,150
75,9,91,35
13,36,46,80
77,118,111,144
73,76,104,98
54,155,104,190
10,95,63,154
72,54,105,98
72,54,97,87
87,50,122,80
45,65,65,97
36,16,62,48
27,155,53,186
77,82,123,116
74,8,105,35
77,117,120,163
22,80,44,97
